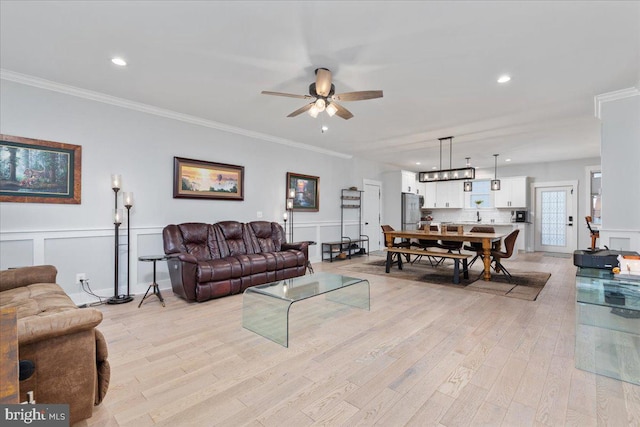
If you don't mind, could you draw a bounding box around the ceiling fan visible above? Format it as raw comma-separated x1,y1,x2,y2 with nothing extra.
261,68,383,120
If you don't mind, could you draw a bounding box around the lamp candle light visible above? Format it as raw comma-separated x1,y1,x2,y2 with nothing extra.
123,192,134,300
108,176,133,305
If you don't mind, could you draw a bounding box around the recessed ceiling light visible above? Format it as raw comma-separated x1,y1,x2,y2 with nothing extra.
415,162,421,165
432,166,437,170
111,57,127,66
505,158,512,162
497,75,511,83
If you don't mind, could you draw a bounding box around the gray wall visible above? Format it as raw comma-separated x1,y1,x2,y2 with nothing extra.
0,80,386,303
599,93,640,250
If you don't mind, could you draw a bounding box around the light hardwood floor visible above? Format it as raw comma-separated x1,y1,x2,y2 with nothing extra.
78,253,640,427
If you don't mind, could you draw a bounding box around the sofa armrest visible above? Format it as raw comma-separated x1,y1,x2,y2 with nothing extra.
0,265,57,292
282,241,309,261
17,308,103,346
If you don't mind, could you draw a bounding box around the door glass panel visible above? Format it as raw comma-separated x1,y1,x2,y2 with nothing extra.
541,190,566,246
590,171,601,225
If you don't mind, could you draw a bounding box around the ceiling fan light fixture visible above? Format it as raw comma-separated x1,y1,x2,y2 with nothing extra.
308,105,320,118
314,98,326,112
325,102,338,117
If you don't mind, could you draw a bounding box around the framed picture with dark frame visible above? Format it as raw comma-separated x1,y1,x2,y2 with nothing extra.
173,156,244,200
0,134,82,204
286,172,319,212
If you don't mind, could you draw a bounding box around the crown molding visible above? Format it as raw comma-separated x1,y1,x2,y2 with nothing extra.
594,86,640,119
0,69,352,159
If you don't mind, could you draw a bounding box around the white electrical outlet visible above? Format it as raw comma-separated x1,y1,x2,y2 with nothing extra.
76,273,86,284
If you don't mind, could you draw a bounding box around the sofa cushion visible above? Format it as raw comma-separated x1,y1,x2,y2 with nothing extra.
0,283,77,319
249,221,282,252
178,223,214,260
216,221,253,256
197,258,242,282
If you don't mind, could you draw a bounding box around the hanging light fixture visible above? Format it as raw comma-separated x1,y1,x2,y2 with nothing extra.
463,157,473,192
325,102,338,117
418,137,475,183
491,154,501,191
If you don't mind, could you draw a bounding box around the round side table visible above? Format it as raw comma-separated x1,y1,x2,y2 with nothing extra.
138,255,167,308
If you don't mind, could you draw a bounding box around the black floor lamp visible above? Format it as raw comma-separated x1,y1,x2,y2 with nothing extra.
287,188,295,243
108,174,133,305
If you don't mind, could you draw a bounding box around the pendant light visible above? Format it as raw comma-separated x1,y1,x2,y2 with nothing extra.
491,154,501,191
463,157,473,192
418,137,475,183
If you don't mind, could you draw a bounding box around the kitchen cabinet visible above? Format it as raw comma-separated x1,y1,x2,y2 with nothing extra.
435,181,464,208
494,176,528,208
422,182,437,209
401,171,417,193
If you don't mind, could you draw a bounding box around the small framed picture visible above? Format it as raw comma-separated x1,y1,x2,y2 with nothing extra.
286,172,319,212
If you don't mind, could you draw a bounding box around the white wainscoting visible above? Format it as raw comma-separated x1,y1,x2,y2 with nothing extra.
0,220,355,305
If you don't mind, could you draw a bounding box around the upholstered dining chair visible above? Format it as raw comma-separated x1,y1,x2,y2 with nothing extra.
381,224,412,262
413,224,444,266
463,226,496,268
439,225,463,254
489,229,520,281
585,216,599,249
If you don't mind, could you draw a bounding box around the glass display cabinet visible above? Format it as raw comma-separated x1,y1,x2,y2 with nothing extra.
575,267,639,385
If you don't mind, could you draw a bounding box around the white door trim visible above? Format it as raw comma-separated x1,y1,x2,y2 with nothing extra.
363,178,382,252
530,180,579,253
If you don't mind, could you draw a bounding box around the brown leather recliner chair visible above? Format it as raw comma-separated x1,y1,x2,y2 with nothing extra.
0,265,109,425
163,221,308,302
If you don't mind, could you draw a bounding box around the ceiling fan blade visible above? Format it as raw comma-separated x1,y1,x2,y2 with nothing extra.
262,91,312,100
333,90,383,102
332,102,354,120
287,103,314,117
315,68,332,97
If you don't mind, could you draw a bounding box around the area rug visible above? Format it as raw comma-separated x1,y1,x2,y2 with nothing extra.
339,259,551,301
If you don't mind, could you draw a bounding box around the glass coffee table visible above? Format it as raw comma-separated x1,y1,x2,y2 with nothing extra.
242,272,370,347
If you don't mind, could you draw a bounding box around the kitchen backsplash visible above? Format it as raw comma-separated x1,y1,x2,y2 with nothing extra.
424,208,517,224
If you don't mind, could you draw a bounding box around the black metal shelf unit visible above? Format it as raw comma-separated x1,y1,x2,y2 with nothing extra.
322,189,369,262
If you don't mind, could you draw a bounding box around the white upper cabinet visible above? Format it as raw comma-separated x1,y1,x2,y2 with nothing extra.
401,171,417,193
435,181,464,208
422,182,437,209
494,176,528,208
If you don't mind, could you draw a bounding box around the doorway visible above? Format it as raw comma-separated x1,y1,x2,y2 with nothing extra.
362,179,382,252
533,182,577,253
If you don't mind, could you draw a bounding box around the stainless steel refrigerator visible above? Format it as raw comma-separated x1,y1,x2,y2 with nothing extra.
401,192,422,230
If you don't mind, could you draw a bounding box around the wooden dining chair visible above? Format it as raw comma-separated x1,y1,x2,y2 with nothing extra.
585,216,599,249
489,229,520,281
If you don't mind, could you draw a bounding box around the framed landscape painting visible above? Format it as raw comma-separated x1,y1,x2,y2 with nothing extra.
0,134,82,204
286,172,319,212
173,157,244,200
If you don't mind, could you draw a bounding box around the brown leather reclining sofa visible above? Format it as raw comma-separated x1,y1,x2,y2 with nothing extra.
0,265,109,425
163,220,308,302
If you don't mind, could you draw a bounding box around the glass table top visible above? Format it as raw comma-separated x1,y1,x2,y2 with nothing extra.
245,272,368,302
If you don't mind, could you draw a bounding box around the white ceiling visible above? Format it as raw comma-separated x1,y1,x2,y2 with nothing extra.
1,1,639,171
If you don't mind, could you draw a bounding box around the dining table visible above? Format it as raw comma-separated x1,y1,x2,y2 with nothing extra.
383,229,508,281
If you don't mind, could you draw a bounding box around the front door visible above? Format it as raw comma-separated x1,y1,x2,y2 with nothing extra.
363,179,382,252
534,185,576,253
